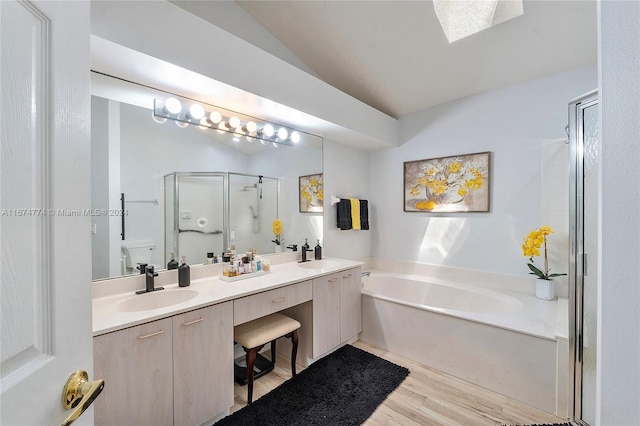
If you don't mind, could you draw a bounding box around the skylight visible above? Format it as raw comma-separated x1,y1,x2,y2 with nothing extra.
433,0,524,43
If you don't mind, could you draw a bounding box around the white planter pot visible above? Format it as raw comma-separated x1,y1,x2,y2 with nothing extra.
535,279,556,300
274,245,283,253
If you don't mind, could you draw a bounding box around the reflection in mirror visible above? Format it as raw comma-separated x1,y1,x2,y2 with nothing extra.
91,74,323,281
163,172,278,267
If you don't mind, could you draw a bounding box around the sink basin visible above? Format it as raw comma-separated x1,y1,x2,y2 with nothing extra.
117,289,199,312
298,259,341,270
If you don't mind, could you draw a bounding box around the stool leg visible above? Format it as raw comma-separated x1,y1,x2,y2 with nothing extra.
245,347,257,404
290,329,299,377
271,339,276,364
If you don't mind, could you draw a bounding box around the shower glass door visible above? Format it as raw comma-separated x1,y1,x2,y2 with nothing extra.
165,173,226,265
228,173,279,255
569,91,598,424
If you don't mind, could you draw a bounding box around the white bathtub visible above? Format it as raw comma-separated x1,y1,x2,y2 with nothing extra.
359,272,568,416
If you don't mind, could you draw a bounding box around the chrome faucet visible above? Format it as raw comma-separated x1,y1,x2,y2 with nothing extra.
361,271,371,277
136,266,164,294
286,244,298,252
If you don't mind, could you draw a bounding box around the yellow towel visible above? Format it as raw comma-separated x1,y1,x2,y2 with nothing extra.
350,198,361,230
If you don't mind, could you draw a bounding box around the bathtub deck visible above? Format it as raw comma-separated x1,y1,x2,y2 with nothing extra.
230,341,566,425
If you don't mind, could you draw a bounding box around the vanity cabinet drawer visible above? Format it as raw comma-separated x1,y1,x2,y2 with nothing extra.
234,280,312,325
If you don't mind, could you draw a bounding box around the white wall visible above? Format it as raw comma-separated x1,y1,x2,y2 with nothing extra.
323,139,372,260
598,0,640,423
370,66,597,291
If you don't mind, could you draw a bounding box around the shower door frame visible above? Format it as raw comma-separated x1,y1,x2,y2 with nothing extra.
165,172,281,263
568,90,598,424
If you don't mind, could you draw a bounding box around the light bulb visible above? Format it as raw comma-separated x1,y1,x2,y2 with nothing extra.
290,131,301,143
262,124,275,137
165,97,182,114
228,116,241,128
218,122,229,132
198,117,209,129
232,137,240,143
209,111,222,124
176,120,189,128
189,104,205,120
152,111,167,124
245,121,257,133
246,135,256,143
277,127,288,140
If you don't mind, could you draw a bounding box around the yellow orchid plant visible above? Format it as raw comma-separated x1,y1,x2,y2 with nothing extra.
271,218,284,245
522,226,566,280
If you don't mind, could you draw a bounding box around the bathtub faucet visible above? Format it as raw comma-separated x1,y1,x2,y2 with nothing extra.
361,271,371,277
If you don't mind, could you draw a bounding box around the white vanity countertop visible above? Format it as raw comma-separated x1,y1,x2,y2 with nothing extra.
92,258,363,337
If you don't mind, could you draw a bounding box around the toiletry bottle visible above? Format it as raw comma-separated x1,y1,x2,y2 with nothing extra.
206,252,214,264
167,253,179,270
314,240,322,260
178,256,190,287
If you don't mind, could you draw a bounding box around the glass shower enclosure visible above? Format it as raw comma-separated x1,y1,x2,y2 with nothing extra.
164,172,279,265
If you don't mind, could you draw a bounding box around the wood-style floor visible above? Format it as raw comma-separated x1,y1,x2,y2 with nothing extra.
231,340,567,425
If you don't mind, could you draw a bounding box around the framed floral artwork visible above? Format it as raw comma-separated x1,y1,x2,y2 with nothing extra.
299,173,323,213
404,151,490,212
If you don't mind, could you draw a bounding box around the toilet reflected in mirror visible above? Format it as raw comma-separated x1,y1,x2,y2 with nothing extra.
121,240,157,275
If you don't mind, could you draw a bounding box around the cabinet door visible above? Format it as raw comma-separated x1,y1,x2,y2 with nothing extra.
94,317,173,426
340,267,362,341
312,273,341,358
173,301,234,425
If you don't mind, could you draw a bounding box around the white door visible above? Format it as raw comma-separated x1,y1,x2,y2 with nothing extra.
1,1,94,425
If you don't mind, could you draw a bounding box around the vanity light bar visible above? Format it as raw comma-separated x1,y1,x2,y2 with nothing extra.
153,98,301,147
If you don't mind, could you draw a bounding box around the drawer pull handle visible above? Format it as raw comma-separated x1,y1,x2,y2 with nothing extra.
343,274,352,278
182,317,204,326
138,330,164,340
272,297,287,303
328,278,339,283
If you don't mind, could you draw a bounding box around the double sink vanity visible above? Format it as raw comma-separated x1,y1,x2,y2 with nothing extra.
92,255,363,426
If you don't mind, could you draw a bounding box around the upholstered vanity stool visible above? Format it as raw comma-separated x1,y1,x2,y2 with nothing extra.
234,313,301,404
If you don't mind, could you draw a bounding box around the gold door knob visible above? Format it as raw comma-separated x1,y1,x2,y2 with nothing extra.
61,370,105,426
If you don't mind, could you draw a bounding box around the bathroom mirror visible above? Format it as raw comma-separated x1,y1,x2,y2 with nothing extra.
91,73,323,280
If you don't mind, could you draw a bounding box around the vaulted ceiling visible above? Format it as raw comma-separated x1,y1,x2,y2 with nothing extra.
233,0,597,118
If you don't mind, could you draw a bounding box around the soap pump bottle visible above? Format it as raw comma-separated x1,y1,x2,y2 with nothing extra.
314,240,322,260
178,256,190,287
167,252,179,270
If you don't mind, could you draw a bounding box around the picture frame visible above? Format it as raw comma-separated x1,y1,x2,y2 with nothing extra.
404,151,490,212
299,173,323,213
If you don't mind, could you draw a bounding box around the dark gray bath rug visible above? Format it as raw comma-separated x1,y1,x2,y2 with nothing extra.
215,344,409,425
505,423,575,426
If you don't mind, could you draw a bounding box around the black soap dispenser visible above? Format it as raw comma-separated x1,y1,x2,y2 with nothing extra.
178,256,190,287
167,252,179,270
314,240,322,260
